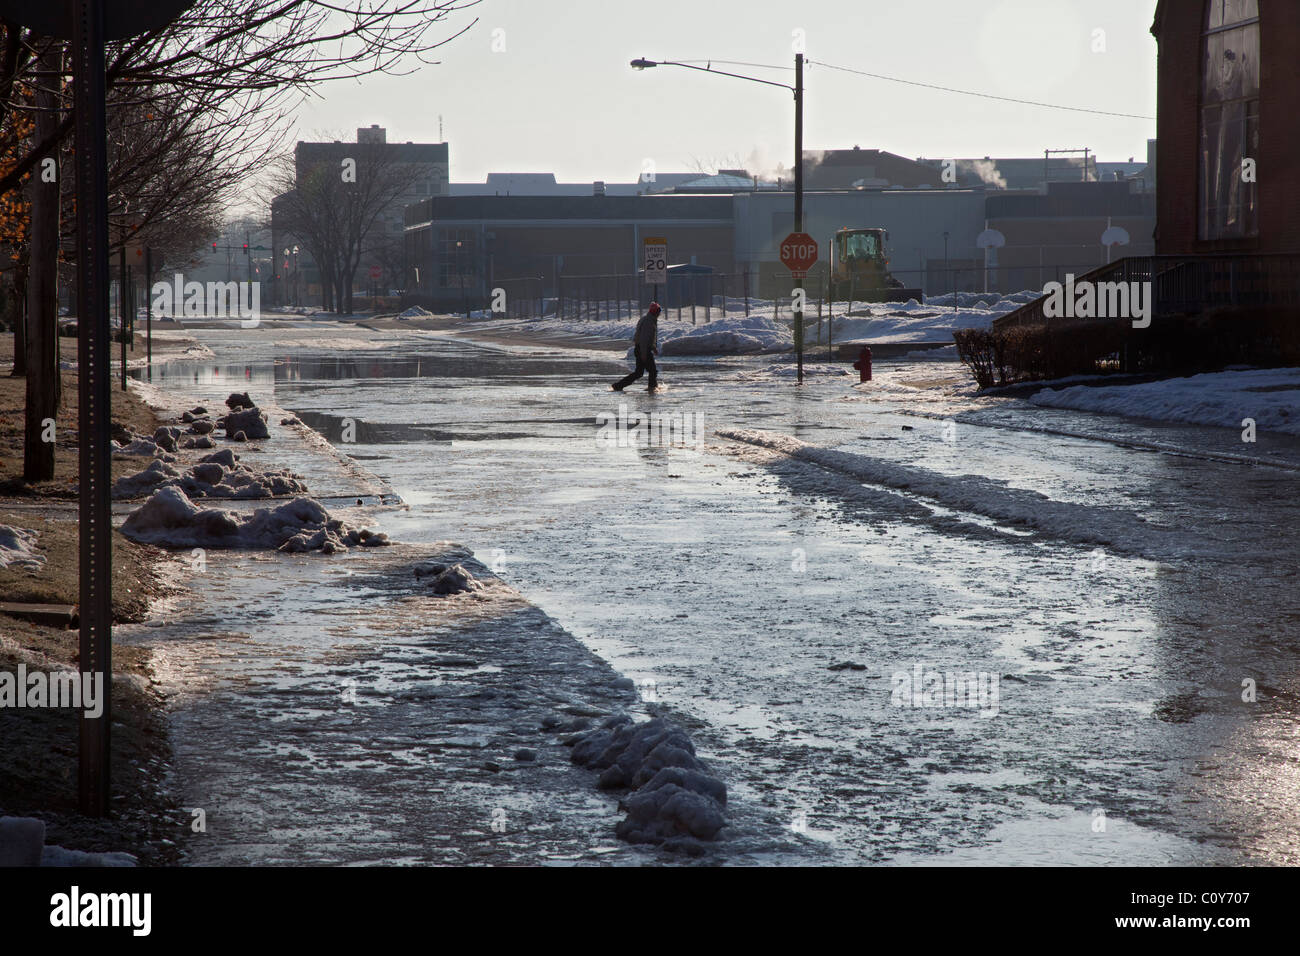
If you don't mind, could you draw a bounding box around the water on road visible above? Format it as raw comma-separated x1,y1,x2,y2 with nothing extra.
141,324,1300,865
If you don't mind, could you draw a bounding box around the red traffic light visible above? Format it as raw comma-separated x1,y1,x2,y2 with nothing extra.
243,243,248,251
212,242,217,251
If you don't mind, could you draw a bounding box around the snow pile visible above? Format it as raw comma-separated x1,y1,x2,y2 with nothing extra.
151,426,186,453
924,289,1040,309
112,436,173,459
510,310,793,355
0,525,44,571
658,315,792,355
398,306,434,319
220,407,269,441
418,562,483,595
0,817,134,867
737,362,852,381
112,449,308,500
1030,368,1300,436
828,296,1024,345
567,714,726,854
120,487,390,553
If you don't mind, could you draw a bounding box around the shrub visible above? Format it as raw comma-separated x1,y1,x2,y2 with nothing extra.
956,306,1300,389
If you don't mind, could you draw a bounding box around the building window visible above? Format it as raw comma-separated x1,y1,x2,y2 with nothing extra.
437,229,476,288
1199,0,1259,240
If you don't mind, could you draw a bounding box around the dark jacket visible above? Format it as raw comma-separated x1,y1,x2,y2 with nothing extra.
633,312,659,356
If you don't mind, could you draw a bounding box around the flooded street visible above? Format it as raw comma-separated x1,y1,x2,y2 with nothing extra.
140,323,1300,865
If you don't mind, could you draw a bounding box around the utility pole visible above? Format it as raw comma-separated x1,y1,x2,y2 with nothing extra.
119,244,127,389
794,52,804,385
73,0,114,819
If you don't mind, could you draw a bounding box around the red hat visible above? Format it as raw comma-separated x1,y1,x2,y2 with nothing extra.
648,302,661,315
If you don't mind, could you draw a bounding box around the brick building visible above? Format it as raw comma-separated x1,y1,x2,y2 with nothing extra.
1150,0,1274,253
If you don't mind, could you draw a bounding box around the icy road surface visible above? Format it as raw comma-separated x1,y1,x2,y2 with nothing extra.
142,323,1300,865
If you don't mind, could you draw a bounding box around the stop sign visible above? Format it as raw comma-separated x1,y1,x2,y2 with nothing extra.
369,265,382,280
779,232,819,274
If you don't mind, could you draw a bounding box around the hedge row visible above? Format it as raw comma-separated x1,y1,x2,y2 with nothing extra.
954,307,1300,389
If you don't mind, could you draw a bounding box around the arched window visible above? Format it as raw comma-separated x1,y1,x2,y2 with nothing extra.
1199,0,1260,240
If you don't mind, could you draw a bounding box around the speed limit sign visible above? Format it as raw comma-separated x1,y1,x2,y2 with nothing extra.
643,237,667,285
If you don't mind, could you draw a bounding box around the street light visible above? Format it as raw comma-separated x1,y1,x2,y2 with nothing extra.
631,55,807,382
943,231,951,310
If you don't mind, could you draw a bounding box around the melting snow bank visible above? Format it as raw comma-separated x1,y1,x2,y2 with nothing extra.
120,487,390,553
113,449,308,500
717,428,1209,562
0,525,44,571
659,316,791,355
737,362,852,381
1030,367,1300,436
0,817,134,867
565,715,727,855
829,295,1025,345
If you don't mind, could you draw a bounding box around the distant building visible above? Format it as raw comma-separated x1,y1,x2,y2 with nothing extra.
403,194,734,311
985,180,1156,292
271,126,449,303
917,148,1154,193
804,148,945,189
448,171,700,197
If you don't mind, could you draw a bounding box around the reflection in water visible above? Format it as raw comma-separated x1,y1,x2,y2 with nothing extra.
143,328,1300,864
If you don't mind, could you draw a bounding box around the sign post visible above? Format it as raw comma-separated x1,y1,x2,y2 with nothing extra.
643,236,667,303
0,0,197,818
780,231,819,384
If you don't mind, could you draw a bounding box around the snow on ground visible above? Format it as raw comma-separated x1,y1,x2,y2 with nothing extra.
487,290,1037,352
112,449,309,500
1030,367,1300,436
827,293,1030,345
735,362,853,382
0,525,44,571
717,427,1208,561
659,315,791,355
120,487,390,553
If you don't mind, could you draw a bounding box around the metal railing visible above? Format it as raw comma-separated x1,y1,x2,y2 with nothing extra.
994,253,1300,328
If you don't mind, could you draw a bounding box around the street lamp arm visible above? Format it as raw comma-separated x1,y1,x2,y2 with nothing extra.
630,57,794,93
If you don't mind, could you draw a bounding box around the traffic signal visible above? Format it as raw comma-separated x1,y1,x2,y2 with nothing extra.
243,242,248,251
212,241,217,252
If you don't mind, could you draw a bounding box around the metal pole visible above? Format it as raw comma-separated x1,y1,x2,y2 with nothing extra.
73,0,112,818
145,246,152,372
119,243,126,389
794,52,804,385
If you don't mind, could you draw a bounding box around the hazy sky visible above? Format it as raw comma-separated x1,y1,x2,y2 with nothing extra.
292,0,1159,184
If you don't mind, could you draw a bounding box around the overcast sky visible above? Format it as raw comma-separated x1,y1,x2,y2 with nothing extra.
292,0,1159,184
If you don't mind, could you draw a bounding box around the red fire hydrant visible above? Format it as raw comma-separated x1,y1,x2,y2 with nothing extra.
853,346,873,383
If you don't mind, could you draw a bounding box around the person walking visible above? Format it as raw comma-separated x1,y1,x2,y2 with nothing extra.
612,301,661,392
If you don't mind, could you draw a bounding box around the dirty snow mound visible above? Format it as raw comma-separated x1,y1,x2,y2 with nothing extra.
120,487,390,553
567,714,726,854
659,315,791,356
0,526,44,571
113,451,308,500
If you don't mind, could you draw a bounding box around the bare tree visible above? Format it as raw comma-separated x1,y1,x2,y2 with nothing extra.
0,2,479,195
271,143,425,314
1,0,478,478
23,44,59,481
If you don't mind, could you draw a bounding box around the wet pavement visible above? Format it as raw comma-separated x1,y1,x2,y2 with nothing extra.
133,321,1300,865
